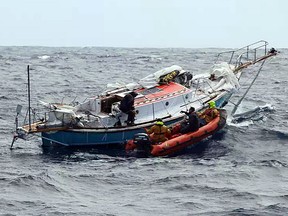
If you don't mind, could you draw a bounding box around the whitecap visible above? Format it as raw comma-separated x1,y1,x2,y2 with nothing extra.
38,55,50,60
226,116,254,127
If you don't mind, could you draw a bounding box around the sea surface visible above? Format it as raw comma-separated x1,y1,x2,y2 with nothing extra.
0,46,287,216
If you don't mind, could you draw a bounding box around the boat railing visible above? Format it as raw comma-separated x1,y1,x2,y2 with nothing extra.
215,40,269,70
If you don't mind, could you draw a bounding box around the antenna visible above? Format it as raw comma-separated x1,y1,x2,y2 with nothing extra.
27,65,32,131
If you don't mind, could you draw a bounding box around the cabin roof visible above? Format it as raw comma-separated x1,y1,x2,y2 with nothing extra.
135,82,190,106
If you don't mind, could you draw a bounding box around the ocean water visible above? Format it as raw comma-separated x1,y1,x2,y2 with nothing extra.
0,46,287,216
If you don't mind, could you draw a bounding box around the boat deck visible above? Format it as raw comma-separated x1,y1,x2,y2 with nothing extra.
22,122,68,133
135,82,190,106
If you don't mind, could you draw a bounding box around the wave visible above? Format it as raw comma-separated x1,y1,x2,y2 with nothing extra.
97,54,121,58
0,95,9,100
259,127,288,140
253,159,288,168
37,55,50,60
132,55,162,64
8,173,62,193
216,205,288,216
227,117,253,127
58,66,73,70
262,204,288,215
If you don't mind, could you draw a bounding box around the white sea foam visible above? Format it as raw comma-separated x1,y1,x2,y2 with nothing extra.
38,55,50,60
226,116,254,127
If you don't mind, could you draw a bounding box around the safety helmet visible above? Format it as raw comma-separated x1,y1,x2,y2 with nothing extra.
208,100,216,108
155,118,164,126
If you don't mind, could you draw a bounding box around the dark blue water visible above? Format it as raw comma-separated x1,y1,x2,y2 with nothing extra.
1,46,287,215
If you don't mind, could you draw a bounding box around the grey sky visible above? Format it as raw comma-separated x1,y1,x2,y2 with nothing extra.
1,0,287,48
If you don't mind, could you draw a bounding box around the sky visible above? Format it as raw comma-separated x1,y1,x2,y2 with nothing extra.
0,0,287,48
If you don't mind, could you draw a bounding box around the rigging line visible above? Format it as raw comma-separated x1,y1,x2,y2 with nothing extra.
237,69,258,90
33,133,69,146
231,59,266,116
203,78,217,93
184,79,209,109
240,60,264,83
237,57,273,92
192,79,211,101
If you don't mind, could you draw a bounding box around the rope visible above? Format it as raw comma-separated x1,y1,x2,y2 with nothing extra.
231,59,266,116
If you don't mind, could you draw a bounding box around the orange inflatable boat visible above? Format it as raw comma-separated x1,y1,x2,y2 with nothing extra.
125,109,227,157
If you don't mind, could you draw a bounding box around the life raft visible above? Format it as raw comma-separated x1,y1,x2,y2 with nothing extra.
125,109,227,157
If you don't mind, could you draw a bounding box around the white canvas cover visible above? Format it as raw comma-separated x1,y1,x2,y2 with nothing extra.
192,62,239,92
106,65,185,90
